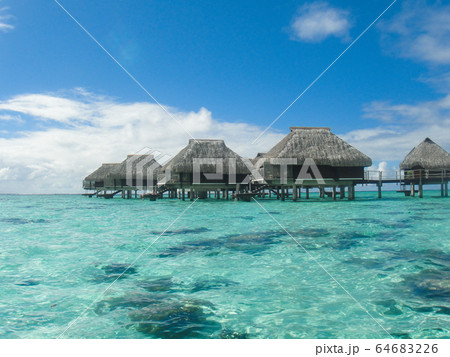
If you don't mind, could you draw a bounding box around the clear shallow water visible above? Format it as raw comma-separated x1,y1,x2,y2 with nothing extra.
0,192,449,339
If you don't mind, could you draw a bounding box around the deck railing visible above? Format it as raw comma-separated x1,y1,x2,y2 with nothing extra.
364,170,403,182
364,169,449,182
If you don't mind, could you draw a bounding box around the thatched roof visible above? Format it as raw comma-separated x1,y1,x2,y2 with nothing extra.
85,163,120,181
400,138,450,170
161,139,250,174
252,152,266,165
264,127,372,167
109,154,161,179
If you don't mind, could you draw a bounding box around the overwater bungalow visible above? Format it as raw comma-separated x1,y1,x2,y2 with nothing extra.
83,155,160,198
400,138,450,197
258,127,372,200
107,154,161,191
159,139,250,200
83,163,120,191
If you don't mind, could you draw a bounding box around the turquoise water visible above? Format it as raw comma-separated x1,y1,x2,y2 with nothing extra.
0,192,449,339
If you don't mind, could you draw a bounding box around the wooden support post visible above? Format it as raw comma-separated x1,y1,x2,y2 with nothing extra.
411,184,415,197
189,188,194,201
378,171,382,199
182,188,185,201
332,186,336,200
121,190,125,199
419,183,423,198
281,187,285,201
306,187,310,199
235,184,240,201
446,181,449,197
216,190,220,199
319,187,324,199
347,185,353,201
226,189,229,200
135,190,137,198
441,184,444,197
292,185,297,201
340,186,345,199
298,186,301,199
276,188,280,200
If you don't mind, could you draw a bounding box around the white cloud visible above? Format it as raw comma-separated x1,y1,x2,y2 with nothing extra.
379,2,450,65
290,2,351,43
0,114,23,122
0,6,13,32
0,90,285,193
363,94,450,125
341,95,450,162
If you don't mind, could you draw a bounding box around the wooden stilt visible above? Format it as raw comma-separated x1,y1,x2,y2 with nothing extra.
321,187,326,198
340,186,345,199
411,184,415,197
235,184,240,201
377,183,382,199
347,185,353,201
182,188,185,201
446,181,449,197
281,187,285,201
292,185,297,201
190,188,194,201
306,187,310,199
332,186,336,200
419,182,423,198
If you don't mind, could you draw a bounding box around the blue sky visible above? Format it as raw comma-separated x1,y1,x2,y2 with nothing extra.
0,0,450,193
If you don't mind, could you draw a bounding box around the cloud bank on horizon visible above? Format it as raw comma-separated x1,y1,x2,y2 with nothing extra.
0,89,286,193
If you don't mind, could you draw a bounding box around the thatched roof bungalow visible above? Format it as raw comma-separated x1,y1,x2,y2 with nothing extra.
400,138,450,171
160,139,250,189
106,154,161,189
400,138,450,182
261,127,372,185
83,163,120,190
